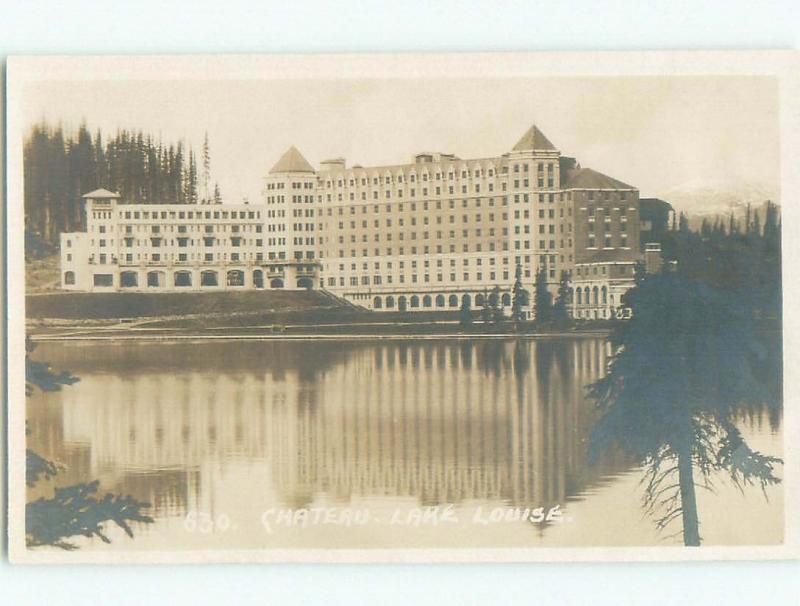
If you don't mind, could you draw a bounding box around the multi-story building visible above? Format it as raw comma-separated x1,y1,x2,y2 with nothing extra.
60,124,642,319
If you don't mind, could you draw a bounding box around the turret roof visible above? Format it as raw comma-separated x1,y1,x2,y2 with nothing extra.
512,125,557,152
269,146,315,174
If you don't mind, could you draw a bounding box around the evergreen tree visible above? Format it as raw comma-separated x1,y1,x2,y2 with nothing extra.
534,267,553,324
553,270,571,324
678,212,690,233
489,285,502,324
459,296,473,328
202,131,211,203
511,262,528,324
589,272,781,546
23,120,198,253
213,182,222,204
25,338,153,549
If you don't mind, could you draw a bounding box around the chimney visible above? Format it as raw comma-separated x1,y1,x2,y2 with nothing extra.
644,242,663,274
320,157,346,171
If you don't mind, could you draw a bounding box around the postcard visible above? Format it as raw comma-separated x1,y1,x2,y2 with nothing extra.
6,51,799,563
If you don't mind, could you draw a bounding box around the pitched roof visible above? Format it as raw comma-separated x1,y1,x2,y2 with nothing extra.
269,146,315,174
82,188,121,199
512,125,557,152
563,167,635,190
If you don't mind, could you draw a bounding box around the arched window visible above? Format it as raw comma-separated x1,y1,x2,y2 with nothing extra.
120,271,138,288
448,294,459,308
253,269,264,289
174,271,192,287
386,295,395,308
373,296,383,309
475,293,485,307
584,286,591,306
201,270,218,287
398,296,408,312
602,286,608,305
501,293,511,306
64,271,75,285
488,291,498,307
435,294,445,308
462,294,471,308
147,271,164,288
592,286,599,306
577,288,583,305
297,277,313,289
270,278,284,289
410,295,420,308
227,270,245,287
422,295,432,308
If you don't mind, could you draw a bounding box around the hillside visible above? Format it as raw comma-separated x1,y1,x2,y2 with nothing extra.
26,290,342,320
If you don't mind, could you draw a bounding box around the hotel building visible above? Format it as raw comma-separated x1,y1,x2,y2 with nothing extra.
60,125,642,319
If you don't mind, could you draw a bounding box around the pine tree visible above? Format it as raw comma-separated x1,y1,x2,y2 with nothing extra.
213,182,222,204
553,270,571,324
459,296,473,328
678,212,690,233
202,131,211,203
511,262,528,324
534,267,553,324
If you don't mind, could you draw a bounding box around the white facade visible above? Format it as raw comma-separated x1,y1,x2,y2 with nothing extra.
59,125,642,317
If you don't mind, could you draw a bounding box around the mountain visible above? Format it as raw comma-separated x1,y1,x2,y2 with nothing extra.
653,180,779,231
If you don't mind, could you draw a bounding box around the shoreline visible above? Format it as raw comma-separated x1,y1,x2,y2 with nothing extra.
29,329,612,343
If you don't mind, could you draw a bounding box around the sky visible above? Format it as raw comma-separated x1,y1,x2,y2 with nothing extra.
21,75,780,209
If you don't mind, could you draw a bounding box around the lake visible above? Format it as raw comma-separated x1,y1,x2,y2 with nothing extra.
26,337,783,550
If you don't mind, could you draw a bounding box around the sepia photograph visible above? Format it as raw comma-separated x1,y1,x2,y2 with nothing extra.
5,52,798,564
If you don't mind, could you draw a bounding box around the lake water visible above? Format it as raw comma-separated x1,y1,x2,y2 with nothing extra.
27,337,783,551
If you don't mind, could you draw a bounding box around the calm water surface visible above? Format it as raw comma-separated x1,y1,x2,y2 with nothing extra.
27,338,783,550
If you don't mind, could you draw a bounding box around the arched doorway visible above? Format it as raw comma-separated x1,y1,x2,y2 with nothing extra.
448,294,458,308
410,295,420,308
386,295,395,309
398,296,408,312
475,293,485,307
373,296,383,309
422,295,432,308
501,293,511,306
435,294,445,308
297,277,313,289
462,294,471,308
270,278,284,289
64,271,75,285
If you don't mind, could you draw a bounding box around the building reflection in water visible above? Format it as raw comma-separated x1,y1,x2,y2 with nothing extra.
28,338,629,533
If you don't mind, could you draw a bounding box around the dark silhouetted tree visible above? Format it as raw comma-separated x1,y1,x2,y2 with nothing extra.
459,296,473,328
25,338,153,549
534,267,553,324
588,273,781,546
511,263,529,325
553,270,571,325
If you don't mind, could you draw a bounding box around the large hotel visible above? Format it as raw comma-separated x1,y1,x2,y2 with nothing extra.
60,125,645,319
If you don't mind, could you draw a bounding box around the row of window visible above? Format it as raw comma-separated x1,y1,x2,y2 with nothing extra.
318,161,556,189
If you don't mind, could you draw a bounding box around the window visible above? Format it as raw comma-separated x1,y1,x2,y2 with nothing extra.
93,273,113,287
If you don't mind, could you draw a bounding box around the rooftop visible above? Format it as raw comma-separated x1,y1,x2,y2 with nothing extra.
563,167,635,190
82,188,121,199
512,125,557,152
269,146,315,174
